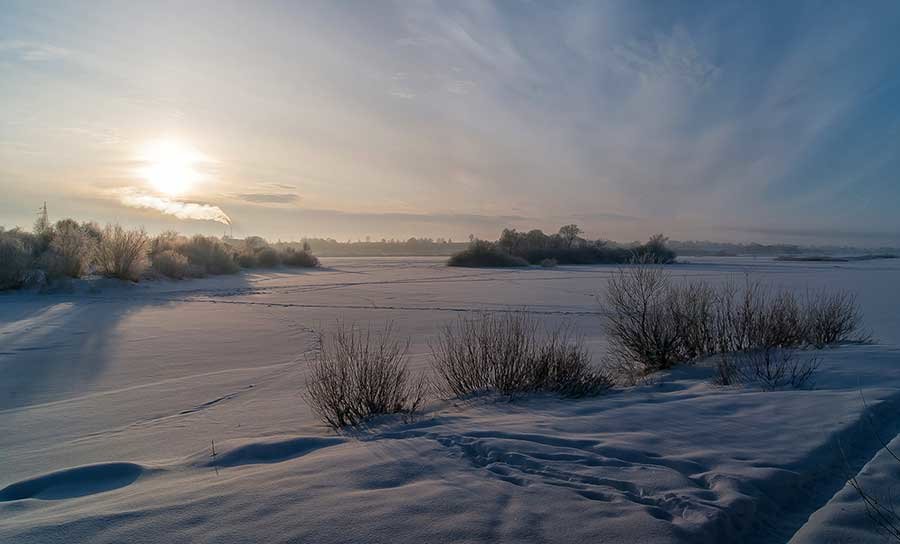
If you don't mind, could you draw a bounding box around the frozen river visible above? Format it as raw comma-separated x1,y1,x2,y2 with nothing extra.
2,256,899,543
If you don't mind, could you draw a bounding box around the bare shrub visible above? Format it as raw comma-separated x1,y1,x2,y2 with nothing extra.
711,354,739,386
305,323,426,429
532,328,613,396
94,225,148,281
431,312,611,397
603,268,859,385
671,281,717,360
756,289,806,348
540,258,558,268
709,279,744,353
706,278,807,352
719,278,766,352
432,312,535,396
805,290,865,347
721,348,820,390
602,266,682,378
849,481,900,542
0,230,34,290
845,434,900,542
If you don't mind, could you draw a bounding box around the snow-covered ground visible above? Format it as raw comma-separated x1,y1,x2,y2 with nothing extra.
1,257,899,543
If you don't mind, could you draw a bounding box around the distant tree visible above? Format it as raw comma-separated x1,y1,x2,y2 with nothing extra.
558,224,583,248
498,228,519,253
525,229,548,249
635,234,676,264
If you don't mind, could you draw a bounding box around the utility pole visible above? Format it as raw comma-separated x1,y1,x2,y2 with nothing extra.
35,201,49,234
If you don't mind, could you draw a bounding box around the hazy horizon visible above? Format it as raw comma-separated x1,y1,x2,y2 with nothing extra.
3,1,899,246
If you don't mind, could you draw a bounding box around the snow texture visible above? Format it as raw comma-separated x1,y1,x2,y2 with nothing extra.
2,256,899,543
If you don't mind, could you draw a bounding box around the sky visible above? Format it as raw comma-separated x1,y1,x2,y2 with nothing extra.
1,0,899,246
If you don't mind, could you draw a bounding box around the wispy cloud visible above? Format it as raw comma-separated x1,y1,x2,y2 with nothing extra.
0,40,70,61
1,2,898,243
232,193,300,204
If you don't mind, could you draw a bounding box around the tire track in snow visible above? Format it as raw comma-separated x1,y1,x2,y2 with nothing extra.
153,298,607,316
30,292,605,316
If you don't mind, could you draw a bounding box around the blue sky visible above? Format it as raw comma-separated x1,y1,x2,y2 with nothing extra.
1,0,898,245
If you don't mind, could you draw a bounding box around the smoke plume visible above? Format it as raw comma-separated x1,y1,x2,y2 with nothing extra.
119,191,232,225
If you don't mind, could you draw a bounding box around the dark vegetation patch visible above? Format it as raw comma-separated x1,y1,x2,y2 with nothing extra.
448,225,676,268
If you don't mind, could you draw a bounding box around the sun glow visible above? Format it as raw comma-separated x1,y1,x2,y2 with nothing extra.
137,140,208,196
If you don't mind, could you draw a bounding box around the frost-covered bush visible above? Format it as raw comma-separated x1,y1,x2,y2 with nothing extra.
230,236,265,268
236,252,258,268
255,247,281,268
179,235,239,275
0,230,34,290
540,258,558,268
280,247,319,268
94,225,149,281
431,312,611,397
150,249,195,279
224,237,319,269
43,219,94,278
149,231,180,255
149,232,201,278
305,323,426,429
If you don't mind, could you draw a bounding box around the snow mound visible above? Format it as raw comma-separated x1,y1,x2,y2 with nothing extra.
205,436,346,467
0,463,146,501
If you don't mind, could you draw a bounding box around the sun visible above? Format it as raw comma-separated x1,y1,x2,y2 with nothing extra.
137,140,206,196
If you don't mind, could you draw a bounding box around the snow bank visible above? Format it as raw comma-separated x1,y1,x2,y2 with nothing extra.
2,346,899,543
